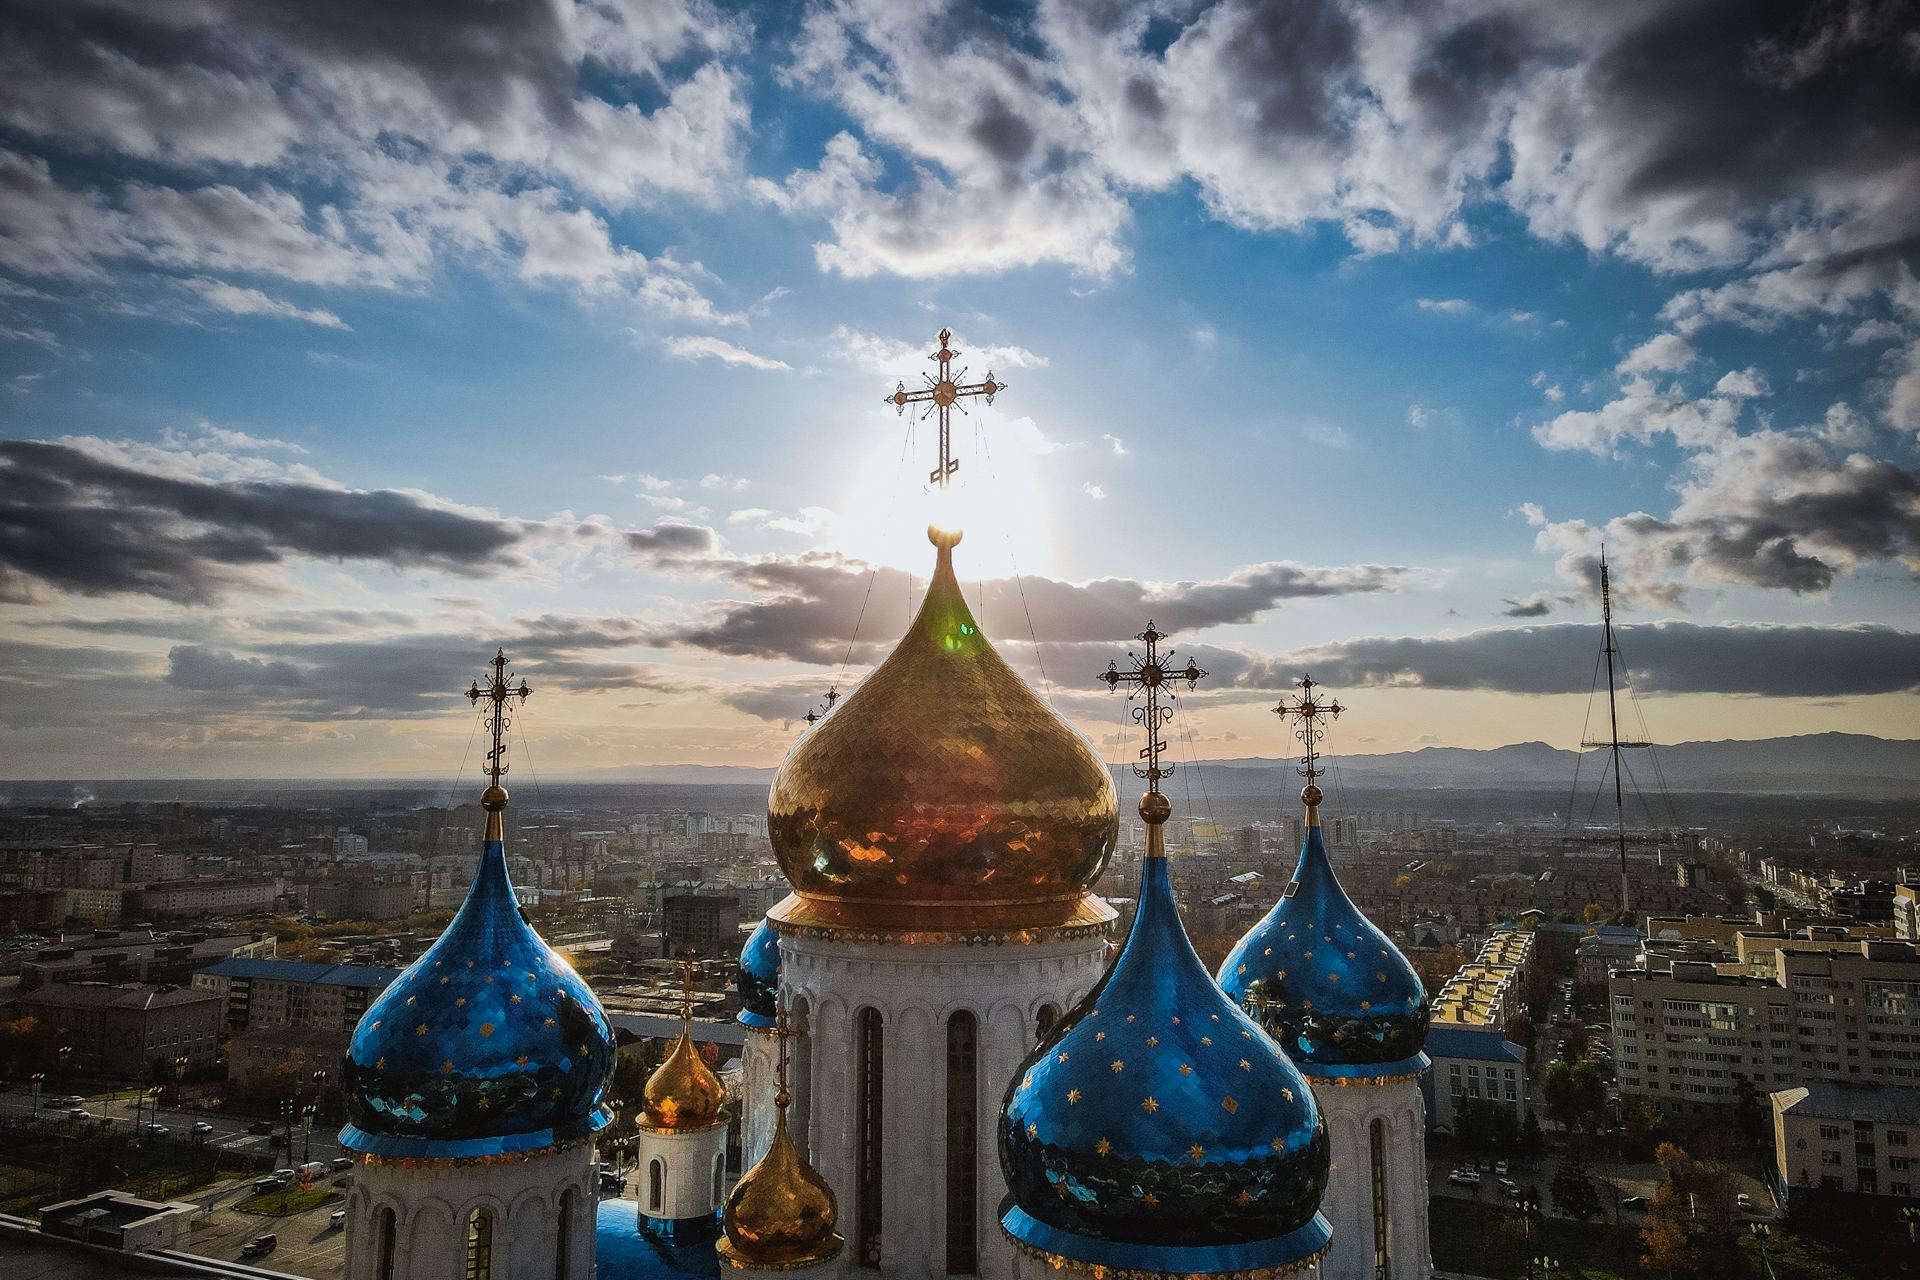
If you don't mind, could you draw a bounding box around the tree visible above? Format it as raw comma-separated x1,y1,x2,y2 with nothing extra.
1542,1057,1608,1132
1640,1184,1701,1279
1550,1152,1602,1221
1733,1077,1769,1152
1519,1110,1546,1157
1619,1097,1668,1157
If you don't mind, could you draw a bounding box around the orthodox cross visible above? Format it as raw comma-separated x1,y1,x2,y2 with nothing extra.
1273,675,1343,783
885,328,1004,489
1098,621,1206,794
675,949,698,1017
802,686,840,725
466,649,531,788
771,1002,799,1109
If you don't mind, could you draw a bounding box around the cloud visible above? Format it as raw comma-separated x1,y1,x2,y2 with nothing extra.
762,2,1920,279
186,278,347,329
165,646,306,691
1103,434,1127,455
0,438,527,604
1617,333,1697,375
700,474,749,491
1501,593,1553,618
1416,299,1473,315
0,1,749,313
1083,482,1106,499
665,336,791,371
620,526,1432,663
825,325,1047,376
1235,621,1920,698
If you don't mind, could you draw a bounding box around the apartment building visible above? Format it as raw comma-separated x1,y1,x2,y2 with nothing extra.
1609,940,1920,1122
16,982,222,1077
192,956,399,1034
131,879,279,919
1423,1025,1531,1134
1432,923,1537,1032
1773,1083,1919,1203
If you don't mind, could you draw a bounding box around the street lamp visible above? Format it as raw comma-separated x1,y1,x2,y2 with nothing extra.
1517,1192,1542,1280
30,1073,44,1120
605,1097,625,1172
1750,1222,1776,1280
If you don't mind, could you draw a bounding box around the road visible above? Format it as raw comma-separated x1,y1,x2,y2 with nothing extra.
0,1087,347,1167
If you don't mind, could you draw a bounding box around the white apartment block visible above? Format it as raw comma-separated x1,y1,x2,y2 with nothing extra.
1773,1083,1919,1203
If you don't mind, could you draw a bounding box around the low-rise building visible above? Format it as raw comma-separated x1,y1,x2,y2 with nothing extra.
1773,1082,1919,1204
19,931,272,992
36,1190,197,1252
308,879,414,921
227,1024,351,1095
1422,1024,1530,1135
16,982,222,1077
131,879,278,919
192,956,399,1034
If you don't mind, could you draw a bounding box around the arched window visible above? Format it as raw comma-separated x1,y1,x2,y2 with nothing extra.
856,1006,884,1268
375,1207,397,1280
648,1159,665,1212
1034,1004,1059,1044
555,1189,573,1280
1369,1118,1390,1280
712,1153,726,1210
464,1207,492,1280
945,1011,978,1275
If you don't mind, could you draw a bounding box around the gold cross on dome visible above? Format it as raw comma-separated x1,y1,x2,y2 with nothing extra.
1273,674,1343,783
801,685,839,726
466,649,531,789
771,1002,801,1108
1098,621,1206,794
885,328,1005,489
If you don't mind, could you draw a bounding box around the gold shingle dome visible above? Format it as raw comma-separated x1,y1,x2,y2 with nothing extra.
720,1006,842,1270
640,959,727,1131
766,528,1119,937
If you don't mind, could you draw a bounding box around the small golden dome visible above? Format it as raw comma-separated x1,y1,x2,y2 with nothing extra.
768,535,1118,934
1138,791,1171,825
720,1108,841,1269
480,784,509,812
640,1029,726,1131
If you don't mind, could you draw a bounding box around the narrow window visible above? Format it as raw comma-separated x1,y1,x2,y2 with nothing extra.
1369,1118,1390,1280
712,1153,725,1210
790,998,812,1161
1035,1004,1059,1043
857,1006,884,1267
946,1011,979,1275
376,1207,397,1280
464,1208,492,1280
555,1189,573,1280
648,1159,664,1212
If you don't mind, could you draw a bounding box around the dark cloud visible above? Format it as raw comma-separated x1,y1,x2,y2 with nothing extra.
1238,621,1920,697
1501,593,1553,618
165,646,305,691
624,525,1424,662
0,440,526,603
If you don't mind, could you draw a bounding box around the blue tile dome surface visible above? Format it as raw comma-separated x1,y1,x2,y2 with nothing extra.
999,850,1330,1272
736,917,779,1029
1218,824,1430,1078
339,838,616,1158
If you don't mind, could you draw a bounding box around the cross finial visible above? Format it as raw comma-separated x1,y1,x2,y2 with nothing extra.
466,648,532,792
675,949,698,1025
771,1000,800,1111
801,686,839,726
1273,675,1343,818
885,328,1005,491
1098,621,1206,794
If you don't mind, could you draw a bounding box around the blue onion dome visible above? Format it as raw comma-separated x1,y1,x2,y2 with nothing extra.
341,784,616,1158
736,917,780,1030
1218,786,1430,1080
999,791,1331,1277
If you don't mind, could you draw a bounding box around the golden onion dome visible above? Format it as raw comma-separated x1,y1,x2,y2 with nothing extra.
719,1102,842,1269
767,532,1118,936
640,1028,727,1131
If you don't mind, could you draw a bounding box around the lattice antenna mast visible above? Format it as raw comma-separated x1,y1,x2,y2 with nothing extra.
886,328,1004,490
466,648,532,791
1582,546,1651,915
1098,622,1207,795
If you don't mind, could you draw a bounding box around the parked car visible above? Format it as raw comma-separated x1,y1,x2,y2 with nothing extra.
192,1121,214,1135
1499,1179,1521,1198
1621,1195,1649,1210
252,1178,282,1195
1446,1170,1480,1187
67,1108,90,1121
329,1211,347,1229
145,1123,169,1136
272,1168,297,1183
599,1171,627,1193
299,1162,329,1180
247,1120,275,1135
241,1234,278,1257
1494,1160,1509,1175
332,1157,355,1172
1737,1193,1754,1211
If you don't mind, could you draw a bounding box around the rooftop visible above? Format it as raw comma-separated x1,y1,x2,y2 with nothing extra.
1773,1082,1920,1124
196,957,400,987
18,983,218,1011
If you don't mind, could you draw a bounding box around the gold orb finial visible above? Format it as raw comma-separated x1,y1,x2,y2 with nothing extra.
927,522,963,549
1138,791,1172,825
1301,784,1323,808
480,785,509,812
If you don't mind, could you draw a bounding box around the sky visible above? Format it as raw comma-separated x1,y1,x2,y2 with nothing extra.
1,0,1917,782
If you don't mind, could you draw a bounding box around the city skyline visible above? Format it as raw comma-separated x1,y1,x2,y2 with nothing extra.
1,2,1917,780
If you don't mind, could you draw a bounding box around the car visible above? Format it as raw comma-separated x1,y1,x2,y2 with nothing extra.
145,1123,168,1136
241,1234,278,1257
332,1157,354,1172
67,1108,90,1121
1499,1179,1521,1198
267,1132,288,1147
599,1171,627,1192
247,1120,275,1135
253,1177,282,1195
192,1121,214,1134
1737,1193,1754,1210
272,1168,297,1183
1477,1159,1492,1172
1446,1170,1480,1187
56,1095,86,1108
329,1211,347,1229
1494,1160,1509,1175
1621,1195,1650,1210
